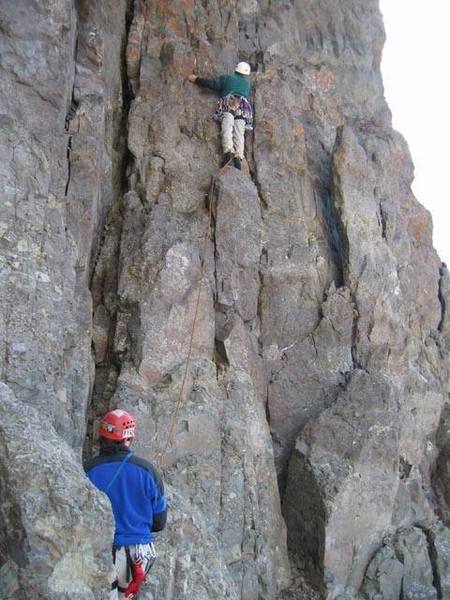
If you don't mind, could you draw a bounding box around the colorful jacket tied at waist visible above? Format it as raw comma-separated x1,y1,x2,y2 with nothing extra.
213,93,253,128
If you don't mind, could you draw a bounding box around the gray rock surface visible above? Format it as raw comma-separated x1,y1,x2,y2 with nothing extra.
0,0,128,596
0,0,127,450
430,522,450,597
1,0,449,599
0,383,114,599
362,544,403,600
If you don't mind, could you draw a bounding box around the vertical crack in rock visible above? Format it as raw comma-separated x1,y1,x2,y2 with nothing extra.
438,264,448,333
239,6,280,473
209,178,228,373
1,314,11,384
84,0,136,456
248,99,269,211
419,526,443,599
319,147,345,289
330,197,361,376
378,197,388,241
330,131,364,373
249,160,269,211
283,447,326,596
64,134,73,197
322,190,344,288
350,294,363,371
64,49,79,198
62,13,78,198
0,433,28,576
257,245,268,362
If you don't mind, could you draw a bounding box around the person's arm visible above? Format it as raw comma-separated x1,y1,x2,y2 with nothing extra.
151,470,168,532
188,74,223,93
152,506,167,532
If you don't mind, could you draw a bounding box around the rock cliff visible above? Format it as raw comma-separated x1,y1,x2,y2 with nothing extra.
0,1,449,599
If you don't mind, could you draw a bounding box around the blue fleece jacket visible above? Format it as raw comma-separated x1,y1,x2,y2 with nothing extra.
84,444,167,547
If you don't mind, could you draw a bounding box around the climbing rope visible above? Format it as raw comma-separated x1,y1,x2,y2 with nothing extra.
157,175,217,469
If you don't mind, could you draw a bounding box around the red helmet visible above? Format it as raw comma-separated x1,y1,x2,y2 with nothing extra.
99,409,136,441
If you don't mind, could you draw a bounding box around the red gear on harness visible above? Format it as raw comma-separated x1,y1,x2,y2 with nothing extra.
123,559,146,599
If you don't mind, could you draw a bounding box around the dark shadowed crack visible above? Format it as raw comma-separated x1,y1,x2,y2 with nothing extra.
207,176,228,376
329,136,368,372
416,525,442,599
257,246,268,358
320,176,344,288
1,312,11,384
64,60,79,197
349,294,363,370
201,175,230,378
438,264,448,333
83,0,136,459
249,158,269,211
246,31,269,211
283,448,326,595
378,197,388,241
0,439,28,580
63,19,79,196
247,89,269,211
330,182,360,371
64,134,72,197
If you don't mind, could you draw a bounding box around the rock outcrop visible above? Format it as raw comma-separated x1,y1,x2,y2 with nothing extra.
0,1,449,599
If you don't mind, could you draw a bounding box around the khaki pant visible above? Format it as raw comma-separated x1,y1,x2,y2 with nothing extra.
221,112,246,159
109,544,156,599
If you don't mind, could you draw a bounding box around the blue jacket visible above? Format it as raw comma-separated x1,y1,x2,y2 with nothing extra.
84,444,167,547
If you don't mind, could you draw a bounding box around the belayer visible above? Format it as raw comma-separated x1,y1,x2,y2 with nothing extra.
84,410,167,599
188,61,252,170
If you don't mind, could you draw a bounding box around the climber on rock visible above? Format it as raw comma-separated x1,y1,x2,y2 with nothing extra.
84,410,167,600
188,61,253,170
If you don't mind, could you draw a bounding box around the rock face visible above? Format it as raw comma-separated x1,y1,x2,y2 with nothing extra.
0,1,449,599
0,383,114,599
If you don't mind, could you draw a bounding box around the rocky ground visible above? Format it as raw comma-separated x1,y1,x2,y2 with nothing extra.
0,1,449,599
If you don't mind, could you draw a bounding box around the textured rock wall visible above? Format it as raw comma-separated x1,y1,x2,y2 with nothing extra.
0,0,127,597
1,1,449,599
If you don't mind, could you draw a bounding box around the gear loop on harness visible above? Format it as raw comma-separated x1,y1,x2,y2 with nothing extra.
213,93,253,129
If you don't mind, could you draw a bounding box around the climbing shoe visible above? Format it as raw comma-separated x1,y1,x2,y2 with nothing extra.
222,152,233,167
234,157,242,170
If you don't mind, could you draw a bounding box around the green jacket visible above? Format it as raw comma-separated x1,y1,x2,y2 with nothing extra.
195,72,250,98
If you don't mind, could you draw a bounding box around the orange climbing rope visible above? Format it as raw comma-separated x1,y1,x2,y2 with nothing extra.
157,175,217,469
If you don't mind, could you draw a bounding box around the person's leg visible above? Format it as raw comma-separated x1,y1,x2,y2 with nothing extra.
233,117,246,160
109,547,121,599
221,112,235,163
115,547,132,593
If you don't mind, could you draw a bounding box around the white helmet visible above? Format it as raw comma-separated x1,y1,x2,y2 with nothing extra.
235,61,251,76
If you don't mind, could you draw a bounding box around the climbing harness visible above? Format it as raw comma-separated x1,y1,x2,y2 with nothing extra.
112,543,156,599
157,176,215,468
213,93,253,130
